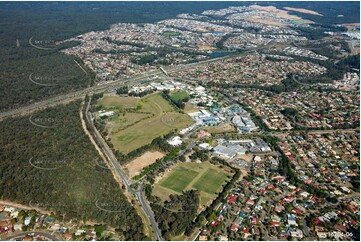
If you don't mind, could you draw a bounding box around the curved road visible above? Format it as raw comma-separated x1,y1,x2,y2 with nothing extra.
85,98,163,241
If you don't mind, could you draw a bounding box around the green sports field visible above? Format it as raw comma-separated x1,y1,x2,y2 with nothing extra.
170,90,189,103
160,167,199,193
161,31,181,37
98,95,139,109
193,168,229,194
96,92,193,154
153,161,233,208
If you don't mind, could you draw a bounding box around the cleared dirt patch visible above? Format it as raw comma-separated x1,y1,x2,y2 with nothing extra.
184,103,199,114
284,7,323,16
206,123,235,134
250,5,314,25
124,151,165,177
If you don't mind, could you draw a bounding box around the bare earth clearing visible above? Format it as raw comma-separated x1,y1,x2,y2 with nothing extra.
284,7,323,16
124,151,165,177
250,5,314,26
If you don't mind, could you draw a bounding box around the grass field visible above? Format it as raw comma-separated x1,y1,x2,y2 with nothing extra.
159,166,199,193
193,168,229,194
143,93,174,113
98,95,139,109
184,103,199,114
170,90,189,103
115,112,191,154
108,112,151,131
96,92,193,154
153,161,233,209
161,31,181,37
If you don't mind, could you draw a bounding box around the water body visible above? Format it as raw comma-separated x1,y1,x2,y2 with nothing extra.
213,31,224,35
209,51,232,58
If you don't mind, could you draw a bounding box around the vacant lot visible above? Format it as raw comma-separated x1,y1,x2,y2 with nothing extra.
184,103,199,114
284,7,323,16
97,93,193,154
124,151,165,178
153,161,233,208
249,5,313,26
206,123,235,134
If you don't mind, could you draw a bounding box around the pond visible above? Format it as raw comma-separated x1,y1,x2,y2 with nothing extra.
208,51,233,58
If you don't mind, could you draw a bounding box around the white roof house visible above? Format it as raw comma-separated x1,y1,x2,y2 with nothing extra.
99,110,115,118
167,136,183,146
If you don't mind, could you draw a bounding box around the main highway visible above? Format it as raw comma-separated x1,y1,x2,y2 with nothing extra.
0,54,235,121
0,44,270,121
0,69,161,121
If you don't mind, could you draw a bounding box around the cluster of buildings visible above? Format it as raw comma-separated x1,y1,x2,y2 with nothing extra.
128,78,187,94
198,152,300,240
62,41,156,82
231,114,258,132
282,90,359,129
224,33,305,50
334,72,360,90
159,19,238,34
185,101,258,135
61,9,266,83
213,139,272,160
279,132,359,199
229,88,295,131
58,3,323,84
229,85,359,130
197,130,359,241
0,204,117,241
283,46,329,61
188,86,215,107
174,53,327,87
60,21,215,81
